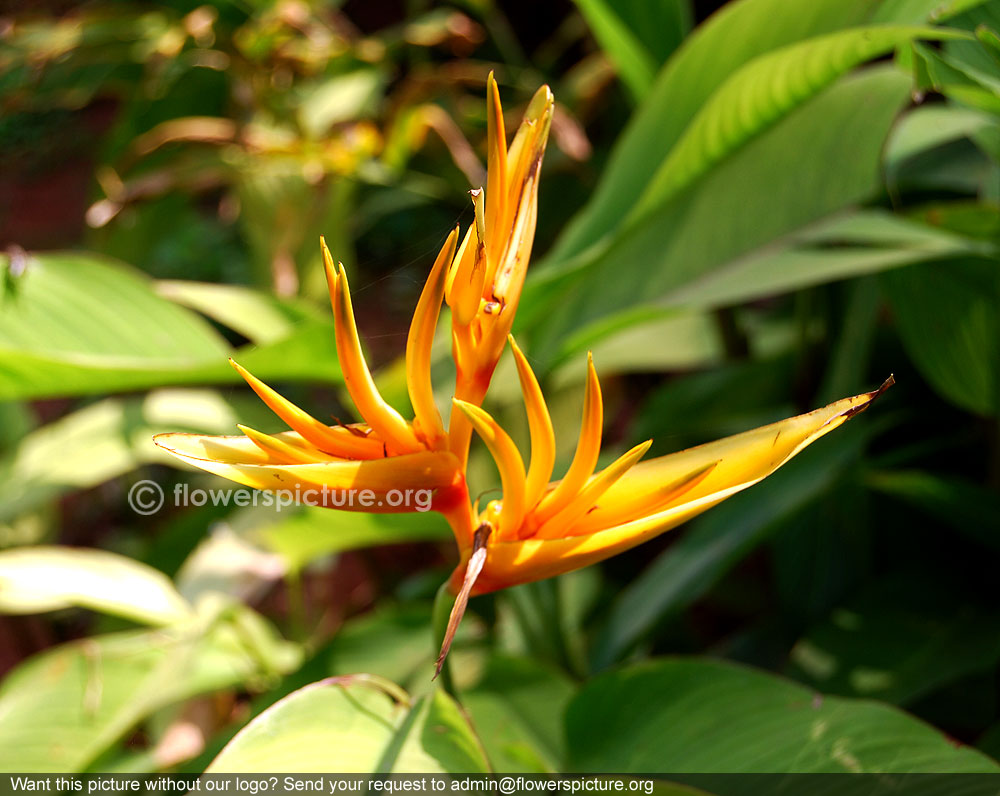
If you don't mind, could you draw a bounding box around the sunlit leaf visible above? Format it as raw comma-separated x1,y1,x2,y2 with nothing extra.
0,389,270,525
298,71,381,139
0,607,300,773
155,280,320,345
252,506,451,575
0,252,228,398
206,678,488,773
0,546,191,626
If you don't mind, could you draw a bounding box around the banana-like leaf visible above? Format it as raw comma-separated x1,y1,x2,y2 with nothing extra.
0,546,191,626
525,68,913,362
0,253,344,399
631,26,963,218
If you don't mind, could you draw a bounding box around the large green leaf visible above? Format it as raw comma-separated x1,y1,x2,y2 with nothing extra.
633,26,960,219
0,252,229,398
787,574,1000,706
648,211,992,309
0,606,300,773
552,212,990,360
0,253,344,398
881,259,1000,414
206,679,488,773
548,0,881,262
527,68,913,361
0,546,190,625
565,658,1000,772
0,253,352,400
550,0,985,264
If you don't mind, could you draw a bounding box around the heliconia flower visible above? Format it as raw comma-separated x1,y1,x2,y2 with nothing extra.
151,76,892,677
432,337,894,670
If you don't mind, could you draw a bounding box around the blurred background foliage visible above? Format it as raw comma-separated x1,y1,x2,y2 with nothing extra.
1,0,999,779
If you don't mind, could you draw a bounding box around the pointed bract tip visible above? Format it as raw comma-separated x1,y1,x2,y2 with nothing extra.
320,237,336,267
526,84,555,122
841,375,897,421
451,397,479,420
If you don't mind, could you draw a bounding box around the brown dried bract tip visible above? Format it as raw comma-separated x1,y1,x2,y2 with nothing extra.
843,374,896,420
434,522,492,678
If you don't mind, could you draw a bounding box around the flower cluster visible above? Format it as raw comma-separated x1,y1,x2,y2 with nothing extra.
154,74,891,672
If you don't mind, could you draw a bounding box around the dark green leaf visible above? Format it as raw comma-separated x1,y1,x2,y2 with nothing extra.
788,574,1000,706
882,259,1000,415
566,658,1000,772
